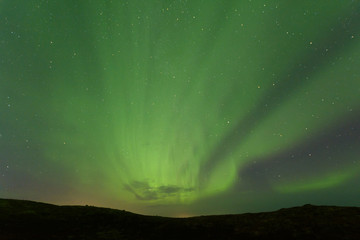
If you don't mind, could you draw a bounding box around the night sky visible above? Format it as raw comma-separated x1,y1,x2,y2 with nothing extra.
1,0,360,217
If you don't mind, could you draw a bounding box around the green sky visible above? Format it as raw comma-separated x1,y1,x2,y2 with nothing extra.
1,0,360,217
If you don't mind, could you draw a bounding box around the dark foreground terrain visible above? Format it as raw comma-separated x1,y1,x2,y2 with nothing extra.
0,198,359,239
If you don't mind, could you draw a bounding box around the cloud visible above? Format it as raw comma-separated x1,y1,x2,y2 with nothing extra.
124,181,194,201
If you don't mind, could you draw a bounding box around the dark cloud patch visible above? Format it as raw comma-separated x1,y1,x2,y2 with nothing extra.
124,181,194,201
157,185,182,194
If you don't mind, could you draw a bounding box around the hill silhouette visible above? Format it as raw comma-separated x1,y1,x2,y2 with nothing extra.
0,198,359,239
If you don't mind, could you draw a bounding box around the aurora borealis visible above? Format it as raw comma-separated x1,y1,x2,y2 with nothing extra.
1,0,360,217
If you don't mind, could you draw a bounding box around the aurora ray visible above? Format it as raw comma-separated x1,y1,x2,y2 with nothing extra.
1,0,359,216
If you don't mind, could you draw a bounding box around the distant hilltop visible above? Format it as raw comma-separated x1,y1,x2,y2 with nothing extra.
1,198,360,240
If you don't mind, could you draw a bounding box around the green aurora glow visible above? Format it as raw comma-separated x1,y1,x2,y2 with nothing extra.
1,0,360,216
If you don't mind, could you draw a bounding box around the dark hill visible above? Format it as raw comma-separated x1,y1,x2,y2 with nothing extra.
1,198,359,239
